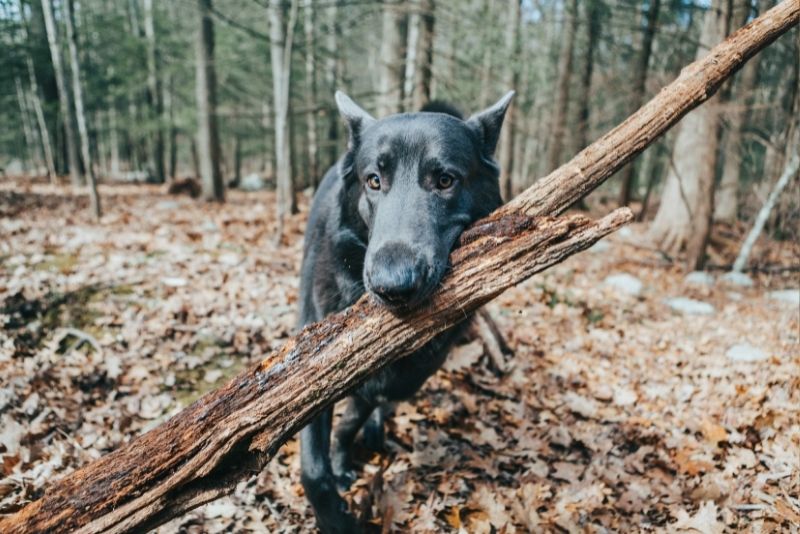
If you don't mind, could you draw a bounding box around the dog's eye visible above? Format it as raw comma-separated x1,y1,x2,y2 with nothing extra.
366,173,381,191
436,174,455,190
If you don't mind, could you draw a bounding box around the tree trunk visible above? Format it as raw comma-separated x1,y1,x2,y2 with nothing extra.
14,77,38,173
413,0,435,110
2,3,798,531
303,0,320,190
649,0,731,269
378,2,407,116
403,7,419,109
144,0,165,183
575,0,602,155
195,0,224,201
108,99,121,177
545,0,578,173
41,0,81,186
26,58,57,181
498,0,521,201
325,0,342,170
270,0,300,236
64,0,101,219
477,0,494,108
618,0,661,207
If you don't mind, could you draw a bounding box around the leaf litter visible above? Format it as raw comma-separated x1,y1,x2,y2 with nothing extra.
0,182,798,532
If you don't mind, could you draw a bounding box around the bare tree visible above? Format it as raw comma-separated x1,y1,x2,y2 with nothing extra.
269,0,300,234
303,0,319,189
64,0,101,218
649,0,730,268
41,0,81,185
324,0,342,169
498,0,521,201
414,0,435,109
546,0,578,173
144,0,165,183
195,0,224,201
618,0,661,207
14,77,37,172
378,1,407,116
26,58,57,181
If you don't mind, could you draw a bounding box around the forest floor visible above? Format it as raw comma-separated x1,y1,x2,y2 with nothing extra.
1,181,799,533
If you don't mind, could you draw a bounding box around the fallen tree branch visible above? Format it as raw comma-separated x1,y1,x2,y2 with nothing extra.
2,2,797,532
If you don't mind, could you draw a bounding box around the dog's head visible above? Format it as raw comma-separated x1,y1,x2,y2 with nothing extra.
336,91,514,309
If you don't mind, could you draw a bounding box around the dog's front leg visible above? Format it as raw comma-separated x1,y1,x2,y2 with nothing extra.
331,396,374,491
300,407,361,534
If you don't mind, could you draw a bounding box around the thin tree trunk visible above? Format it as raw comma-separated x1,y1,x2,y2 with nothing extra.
1,4,797,530
378,1,407,116
403,7,419,109
413,0,435,109
108,100,121,176
195,0,224,201
477,0,494,108
545,0,578,173
270,0,300,235
144,0,165,183
325,0,341,169
575,0,602,153
26,58,57,181
14,77,38,173
41,0,81,185
303,0,319,190
64,0,101,219
498,0,521,201
618,0,661,207
649,0,731,269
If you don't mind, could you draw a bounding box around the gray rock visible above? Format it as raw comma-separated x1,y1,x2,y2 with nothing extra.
589,240,611,253
156,200,179,211
720,271,754,287
685,271,714,286
768,289,800,306
726,344,768,362
604,273,643,296
665,297,715,315
239,173,266,191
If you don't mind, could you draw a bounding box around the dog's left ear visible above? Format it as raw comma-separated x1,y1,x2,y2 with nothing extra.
466,91,515,156
335,91,376,149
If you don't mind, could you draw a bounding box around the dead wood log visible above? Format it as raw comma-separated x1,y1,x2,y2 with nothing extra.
2,2,797,532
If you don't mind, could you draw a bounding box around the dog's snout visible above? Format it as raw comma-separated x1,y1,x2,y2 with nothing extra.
367,243,426,305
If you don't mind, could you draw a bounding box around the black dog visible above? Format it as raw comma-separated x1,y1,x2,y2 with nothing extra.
298,90,514,533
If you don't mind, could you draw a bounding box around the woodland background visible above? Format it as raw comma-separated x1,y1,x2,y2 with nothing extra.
0,0,799,532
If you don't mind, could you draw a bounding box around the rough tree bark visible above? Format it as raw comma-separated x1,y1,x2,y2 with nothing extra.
617,0,660,207
195,0,224,201
270,0,300,233
64,0,101,219
648,0,730,269
545,0,578,173
41,0,81,185
1,3,797,532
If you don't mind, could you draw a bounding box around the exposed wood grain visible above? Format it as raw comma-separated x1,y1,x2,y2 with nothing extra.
2,2,796,532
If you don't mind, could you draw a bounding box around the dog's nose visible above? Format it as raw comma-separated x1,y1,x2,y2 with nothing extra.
367,243,425,305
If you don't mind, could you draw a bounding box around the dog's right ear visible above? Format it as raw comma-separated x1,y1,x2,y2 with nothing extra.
335,91,376,149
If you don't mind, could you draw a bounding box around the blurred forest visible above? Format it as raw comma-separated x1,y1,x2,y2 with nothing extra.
0,0,798,265
1,1,800,532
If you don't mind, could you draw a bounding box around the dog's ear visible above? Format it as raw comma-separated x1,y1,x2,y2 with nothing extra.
466,91,515,156
335,91,376,148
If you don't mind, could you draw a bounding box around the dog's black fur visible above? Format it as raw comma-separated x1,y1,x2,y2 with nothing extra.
297,91,514,533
